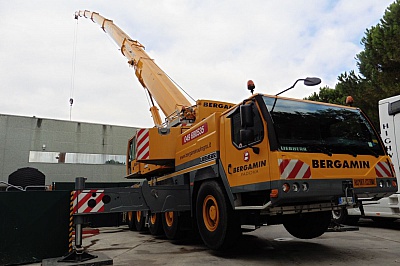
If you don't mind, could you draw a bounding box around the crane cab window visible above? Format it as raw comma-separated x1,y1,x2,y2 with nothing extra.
262,96,385,156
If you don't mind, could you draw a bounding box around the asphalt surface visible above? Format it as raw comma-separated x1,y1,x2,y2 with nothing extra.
34,218,400,265
75,219,400,265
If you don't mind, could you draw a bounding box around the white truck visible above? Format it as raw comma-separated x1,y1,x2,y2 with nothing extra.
333,95,400,224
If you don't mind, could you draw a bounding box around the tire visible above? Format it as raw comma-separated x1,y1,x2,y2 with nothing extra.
196,181,241,250
332,209,359,225
162,211,183,240
148,212,163,235
283,211,331,239
134,211,146,232
127,211,137,231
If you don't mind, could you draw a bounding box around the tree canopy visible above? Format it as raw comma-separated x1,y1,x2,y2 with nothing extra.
305,0,400,129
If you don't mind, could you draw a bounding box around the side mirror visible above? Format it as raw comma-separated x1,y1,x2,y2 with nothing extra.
275,77,322,96
303,77,321,86
240,104,254,127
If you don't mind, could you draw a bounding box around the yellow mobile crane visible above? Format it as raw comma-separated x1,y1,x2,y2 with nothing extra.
74,10,233,178
74,11,397,250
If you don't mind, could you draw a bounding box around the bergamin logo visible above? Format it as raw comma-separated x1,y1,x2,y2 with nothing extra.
232,160,267,173
312,159,370,169
243,151,250,162
203,102,233,109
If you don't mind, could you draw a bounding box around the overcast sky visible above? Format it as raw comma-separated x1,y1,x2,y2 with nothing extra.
0,1,394,128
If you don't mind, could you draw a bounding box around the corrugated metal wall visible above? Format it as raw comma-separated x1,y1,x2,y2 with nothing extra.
0,114,137,184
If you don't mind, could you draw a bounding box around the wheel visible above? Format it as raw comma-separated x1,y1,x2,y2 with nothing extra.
196,181,241,250
127,211,137,231
134,211,146,232
162,211,183,240
128,211,146,232
148,212,163,235
332,208,347,225
283,211,331,239
332,208,359,225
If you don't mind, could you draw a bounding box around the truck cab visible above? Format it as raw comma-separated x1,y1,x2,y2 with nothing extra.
220,94,396,213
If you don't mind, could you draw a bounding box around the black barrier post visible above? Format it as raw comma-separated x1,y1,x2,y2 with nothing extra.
58,177,98,263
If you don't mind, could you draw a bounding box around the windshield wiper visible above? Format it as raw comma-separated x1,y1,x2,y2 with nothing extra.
306,145,333,156
344,147,357,157
348,145,379,158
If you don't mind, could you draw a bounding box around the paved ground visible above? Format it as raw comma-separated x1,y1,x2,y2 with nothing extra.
71,219,400,265
32,218,400,265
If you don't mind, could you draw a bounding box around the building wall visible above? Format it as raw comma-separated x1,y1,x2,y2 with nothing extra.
0,114,137,184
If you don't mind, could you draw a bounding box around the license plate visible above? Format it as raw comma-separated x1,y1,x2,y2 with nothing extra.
338,197,354,205
353,178,376,188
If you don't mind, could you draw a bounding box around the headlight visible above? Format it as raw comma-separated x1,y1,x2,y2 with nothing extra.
282,183,290,193
292,182,300,192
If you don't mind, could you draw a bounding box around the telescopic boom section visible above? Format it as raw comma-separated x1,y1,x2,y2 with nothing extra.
75,10,192,126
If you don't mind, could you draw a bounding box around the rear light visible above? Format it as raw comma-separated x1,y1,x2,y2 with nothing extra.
302,182,309,191
393,180,397,187
386,180,391,187
379,180,384,188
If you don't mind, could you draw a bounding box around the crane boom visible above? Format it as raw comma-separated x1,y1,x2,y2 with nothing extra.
75,10,192,126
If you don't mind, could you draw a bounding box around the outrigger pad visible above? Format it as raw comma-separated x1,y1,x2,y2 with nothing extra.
43,251,112,265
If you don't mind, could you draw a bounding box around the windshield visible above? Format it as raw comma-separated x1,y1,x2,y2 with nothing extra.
263,96,385,156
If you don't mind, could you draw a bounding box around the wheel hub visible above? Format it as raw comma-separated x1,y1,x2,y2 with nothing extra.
136,211,142,222
165,211,174,227
151,213,157,224
209,206,217,220
203,195,219,232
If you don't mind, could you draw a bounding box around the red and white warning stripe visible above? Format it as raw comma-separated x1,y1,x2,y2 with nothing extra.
72,189,105,214
375,161,392,177
136,129,149,160
279,159,311,179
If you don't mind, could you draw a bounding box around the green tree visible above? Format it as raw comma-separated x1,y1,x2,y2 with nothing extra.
357,0,400,93
336,71,379,128
306,85,344,104
306,0,400,128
